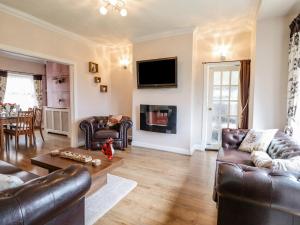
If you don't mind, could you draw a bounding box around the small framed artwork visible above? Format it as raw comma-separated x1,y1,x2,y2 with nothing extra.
89,62,98,73
100,85,108,93
94,77,101,83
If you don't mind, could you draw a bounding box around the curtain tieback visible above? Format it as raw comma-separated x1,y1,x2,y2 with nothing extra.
240,98,249,114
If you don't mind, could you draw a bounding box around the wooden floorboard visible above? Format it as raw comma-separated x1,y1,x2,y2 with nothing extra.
0,133,217,225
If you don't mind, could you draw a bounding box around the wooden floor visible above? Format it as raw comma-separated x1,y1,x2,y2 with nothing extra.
0,133,218,225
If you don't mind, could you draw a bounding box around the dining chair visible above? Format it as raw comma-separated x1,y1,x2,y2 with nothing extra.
4,111,34,150
33,107,45,142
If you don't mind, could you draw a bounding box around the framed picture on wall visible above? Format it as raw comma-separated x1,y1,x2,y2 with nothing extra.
89,62,98,73
100,85,108,93
94,77,101,83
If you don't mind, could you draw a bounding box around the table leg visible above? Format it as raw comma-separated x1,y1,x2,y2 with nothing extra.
0,121,4,151
48,168,57,173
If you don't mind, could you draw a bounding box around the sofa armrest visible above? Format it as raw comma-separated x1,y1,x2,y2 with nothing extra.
217,163,300,216
119,116,133,148
119,117,133,134
80,117,95,149
222,128,249,149
0,165,91,225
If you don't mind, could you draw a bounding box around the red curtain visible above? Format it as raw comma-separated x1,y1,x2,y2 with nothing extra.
239,60,251,129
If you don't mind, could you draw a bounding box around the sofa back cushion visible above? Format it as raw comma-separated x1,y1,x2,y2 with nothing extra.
267,131,300,159
238,129,278,152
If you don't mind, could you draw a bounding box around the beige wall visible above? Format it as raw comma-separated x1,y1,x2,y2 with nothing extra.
0,55,45,75
132,33,194,154
252,15,290,129
192,29,252,148
109,46,133,117
0,10,111,146
131,28,252,154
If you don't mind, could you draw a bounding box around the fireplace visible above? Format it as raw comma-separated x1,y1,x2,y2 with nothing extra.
140,104,177,134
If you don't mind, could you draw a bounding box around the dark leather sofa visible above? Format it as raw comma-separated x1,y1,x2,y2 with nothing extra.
214,128,300,225
0,160,91,225
80,116,132,150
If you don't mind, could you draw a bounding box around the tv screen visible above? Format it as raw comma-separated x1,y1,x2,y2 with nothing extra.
137,57,177,88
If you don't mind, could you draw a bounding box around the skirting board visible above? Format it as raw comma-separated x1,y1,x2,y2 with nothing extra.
192,144,205,151
77,140,85,147
132,141,191,155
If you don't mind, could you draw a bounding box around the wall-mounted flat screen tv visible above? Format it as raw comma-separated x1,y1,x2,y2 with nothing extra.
137,57,177,88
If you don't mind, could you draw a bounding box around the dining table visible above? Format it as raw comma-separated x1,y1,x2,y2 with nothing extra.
0,115,18,150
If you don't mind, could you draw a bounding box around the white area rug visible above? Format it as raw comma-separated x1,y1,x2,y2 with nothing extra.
85,174,137,225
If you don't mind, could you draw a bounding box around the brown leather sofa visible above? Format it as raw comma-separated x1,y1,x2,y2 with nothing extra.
80,116,132,150
0,160,91,225
214,128,300,225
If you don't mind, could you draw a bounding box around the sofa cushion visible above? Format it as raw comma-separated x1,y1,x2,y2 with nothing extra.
272,156,300,172
217,148,254,166
0,173,23,191
107,115,123,127
251,151,273,168
0,161,38,182
267,132,300,159
94,129,119,139
239,129,277,152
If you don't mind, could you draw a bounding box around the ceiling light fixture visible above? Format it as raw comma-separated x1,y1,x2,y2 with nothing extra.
99,0,128,17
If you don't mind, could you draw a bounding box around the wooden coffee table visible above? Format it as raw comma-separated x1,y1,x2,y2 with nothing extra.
31,148,123,196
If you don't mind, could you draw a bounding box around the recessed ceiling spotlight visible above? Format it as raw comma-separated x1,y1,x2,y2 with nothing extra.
99,0,128,17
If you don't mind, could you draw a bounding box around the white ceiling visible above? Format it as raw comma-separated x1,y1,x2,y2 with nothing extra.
0,0,259,45
258,0,300,20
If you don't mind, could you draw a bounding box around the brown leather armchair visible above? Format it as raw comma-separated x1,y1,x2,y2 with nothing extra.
79,116,132,150
0,163,91,225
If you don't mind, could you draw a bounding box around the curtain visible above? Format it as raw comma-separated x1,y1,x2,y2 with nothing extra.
33,75,43,107
239,60,251,129
286,14,300,136
0,71,7,103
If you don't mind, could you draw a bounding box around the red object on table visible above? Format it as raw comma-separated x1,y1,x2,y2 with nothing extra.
101,138,115,160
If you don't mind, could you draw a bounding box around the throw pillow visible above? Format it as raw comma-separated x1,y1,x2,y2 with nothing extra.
272,156,300,173
251,151,273,168
107,115,123,127
0,174,24,192
239,129,278,152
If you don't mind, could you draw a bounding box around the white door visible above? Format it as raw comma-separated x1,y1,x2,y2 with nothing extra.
206,65,240,150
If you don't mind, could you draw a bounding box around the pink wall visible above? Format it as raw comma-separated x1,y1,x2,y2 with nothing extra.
46,62,70,108
0,55,45,75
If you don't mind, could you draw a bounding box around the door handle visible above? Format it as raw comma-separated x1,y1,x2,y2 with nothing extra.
208,107,212,111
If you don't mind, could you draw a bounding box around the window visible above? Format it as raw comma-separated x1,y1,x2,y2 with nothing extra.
4,73,38,110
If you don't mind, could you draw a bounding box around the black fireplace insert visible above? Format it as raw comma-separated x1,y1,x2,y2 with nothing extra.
140,104,177,134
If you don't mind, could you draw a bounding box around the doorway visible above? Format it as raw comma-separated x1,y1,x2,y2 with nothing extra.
0,48,75,147
203,62,240,150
